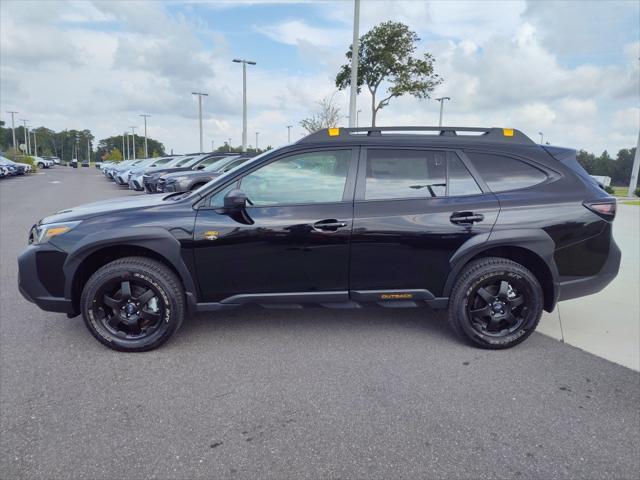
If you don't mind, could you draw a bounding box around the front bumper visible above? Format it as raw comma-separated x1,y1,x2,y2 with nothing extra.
18,244,74,314
557,238,621,302
129,176,144,191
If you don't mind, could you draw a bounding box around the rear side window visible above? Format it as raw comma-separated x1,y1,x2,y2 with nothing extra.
364,150,481,200
466,152,547,192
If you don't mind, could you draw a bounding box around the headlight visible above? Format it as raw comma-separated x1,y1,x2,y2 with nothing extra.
30,221,82,244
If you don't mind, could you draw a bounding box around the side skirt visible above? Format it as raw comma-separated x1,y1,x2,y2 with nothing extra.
195,290,449,313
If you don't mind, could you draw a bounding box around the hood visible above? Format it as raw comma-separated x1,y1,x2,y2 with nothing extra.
40,193,172,224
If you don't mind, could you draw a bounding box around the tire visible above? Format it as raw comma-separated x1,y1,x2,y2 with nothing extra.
80,256,185,352
448,257,543,349
37,162,44,168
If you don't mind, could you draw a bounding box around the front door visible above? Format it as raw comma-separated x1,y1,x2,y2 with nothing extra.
193,148,357,303
350,147,500,299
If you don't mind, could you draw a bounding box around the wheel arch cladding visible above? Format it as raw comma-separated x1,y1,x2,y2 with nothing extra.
444,229,558,312
63,227,197,312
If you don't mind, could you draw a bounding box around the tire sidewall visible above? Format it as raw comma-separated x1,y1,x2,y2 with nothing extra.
81,263,181,351
453,264,543,349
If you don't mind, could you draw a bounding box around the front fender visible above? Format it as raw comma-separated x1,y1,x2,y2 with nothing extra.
62,226,198,302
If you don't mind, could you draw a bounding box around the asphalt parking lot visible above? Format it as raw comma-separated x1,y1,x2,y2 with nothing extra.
1,167,639,480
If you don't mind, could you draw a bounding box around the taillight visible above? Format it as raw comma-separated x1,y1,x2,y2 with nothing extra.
584,201,617,219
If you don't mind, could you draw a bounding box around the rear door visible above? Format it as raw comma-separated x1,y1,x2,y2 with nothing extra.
349,147,500,300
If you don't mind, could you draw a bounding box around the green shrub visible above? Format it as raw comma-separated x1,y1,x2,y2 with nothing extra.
604,185,615,194
19,156,37,172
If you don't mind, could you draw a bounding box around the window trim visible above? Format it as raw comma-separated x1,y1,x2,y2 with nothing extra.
355,147,486,202
462,149,560,194
202,146,359,209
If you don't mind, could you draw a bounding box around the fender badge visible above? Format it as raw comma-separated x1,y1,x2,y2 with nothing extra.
204,230,219,241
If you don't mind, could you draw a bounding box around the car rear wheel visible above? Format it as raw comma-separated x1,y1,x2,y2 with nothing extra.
37,162,44,168
80,256,185,352
448,257,543,349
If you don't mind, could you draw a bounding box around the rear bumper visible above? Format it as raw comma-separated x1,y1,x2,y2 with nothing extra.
17,244,74,314
557,238,621,302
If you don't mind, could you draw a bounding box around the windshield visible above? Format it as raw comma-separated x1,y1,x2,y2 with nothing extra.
172,156,195,167
149,157,173,167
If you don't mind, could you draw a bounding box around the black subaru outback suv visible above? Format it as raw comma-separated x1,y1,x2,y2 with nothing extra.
18,127,620,352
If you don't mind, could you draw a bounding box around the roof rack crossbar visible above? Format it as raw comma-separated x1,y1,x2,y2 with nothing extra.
297,126,535,145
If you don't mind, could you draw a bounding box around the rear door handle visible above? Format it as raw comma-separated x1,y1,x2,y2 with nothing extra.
450,212,484,224
313,219,348,232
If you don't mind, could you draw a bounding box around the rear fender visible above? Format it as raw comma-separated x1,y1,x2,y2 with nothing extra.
443,228,559,303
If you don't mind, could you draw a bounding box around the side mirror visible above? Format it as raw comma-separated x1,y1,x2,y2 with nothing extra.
196,164,206,170
224,189,251,210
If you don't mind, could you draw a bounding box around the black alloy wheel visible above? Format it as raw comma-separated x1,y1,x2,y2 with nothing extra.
449,257,543,349
80,256,185,351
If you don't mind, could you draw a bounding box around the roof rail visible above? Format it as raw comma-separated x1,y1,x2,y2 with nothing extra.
297,126,535,145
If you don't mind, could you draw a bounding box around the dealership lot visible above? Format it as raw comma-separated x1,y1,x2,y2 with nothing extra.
1,167,639,479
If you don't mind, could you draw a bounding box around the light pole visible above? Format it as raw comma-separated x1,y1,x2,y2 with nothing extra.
125,131,130,160
287,125,292,143
192,92,208,153
6,111,17,152
140,114,150,157
228,137,232,152
629,129,640,198
211,140,215,152
255,132,259,150
435,97,451,127
32,129,37,156
348,0,361,128
538,132,544,144
356,109,361,128
21,120,29,154
122,133,126,161
232,58,256,153
130,126,137,160
87,138,91,164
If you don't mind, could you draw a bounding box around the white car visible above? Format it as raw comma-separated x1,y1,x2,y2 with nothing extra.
34,157,54,168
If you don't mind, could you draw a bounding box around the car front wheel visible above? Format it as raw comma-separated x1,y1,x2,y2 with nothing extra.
80,256,185,352
448,257,543,349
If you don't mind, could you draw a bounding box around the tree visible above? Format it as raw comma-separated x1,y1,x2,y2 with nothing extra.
335,21,442,126
103,147,123,161
299,94,341,133
95,134,165,160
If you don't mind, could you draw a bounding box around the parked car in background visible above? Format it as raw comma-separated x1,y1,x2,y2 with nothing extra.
82,159,89,167
43,156,61,165
159,155,251,193
143,153,235,193
34,157,54,169
1,156,28,175
128,156,176,191
70,159,78,168
112,157,157,185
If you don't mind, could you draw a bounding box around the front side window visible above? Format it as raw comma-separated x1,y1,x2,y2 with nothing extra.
364,150,481,200
239,150,351,206
466,152,547,192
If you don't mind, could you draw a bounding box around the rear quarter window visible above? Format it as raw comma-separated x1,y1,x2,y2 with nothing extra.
466,152,547,192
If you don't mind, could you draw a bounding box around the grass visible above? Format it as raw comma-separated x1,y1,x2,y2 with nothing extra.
611,186,630,197
621,200,640,206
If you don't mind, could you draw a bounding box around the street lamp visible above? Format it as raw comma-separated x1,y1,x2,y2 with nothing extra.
356,109,361,128
125,131,130,160
538,132,544,144
130,126,137,160
20,120,30,155
191,92,208,153
232,58,256,152
140,114,150,157
122,133,126,161
435,97,451,127
211,139,215,152
287,125,292,143
348,0,361,128
6,111,17,152
32,129,37,156
255,132,259,150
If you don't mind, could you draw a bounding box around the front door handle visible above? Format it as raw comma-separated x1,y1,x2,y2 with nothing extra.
313,219,348,232
450,212,484,225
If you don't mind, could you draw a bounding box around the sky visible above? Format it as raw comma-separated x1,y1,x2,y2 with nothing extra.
1,0,638,155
